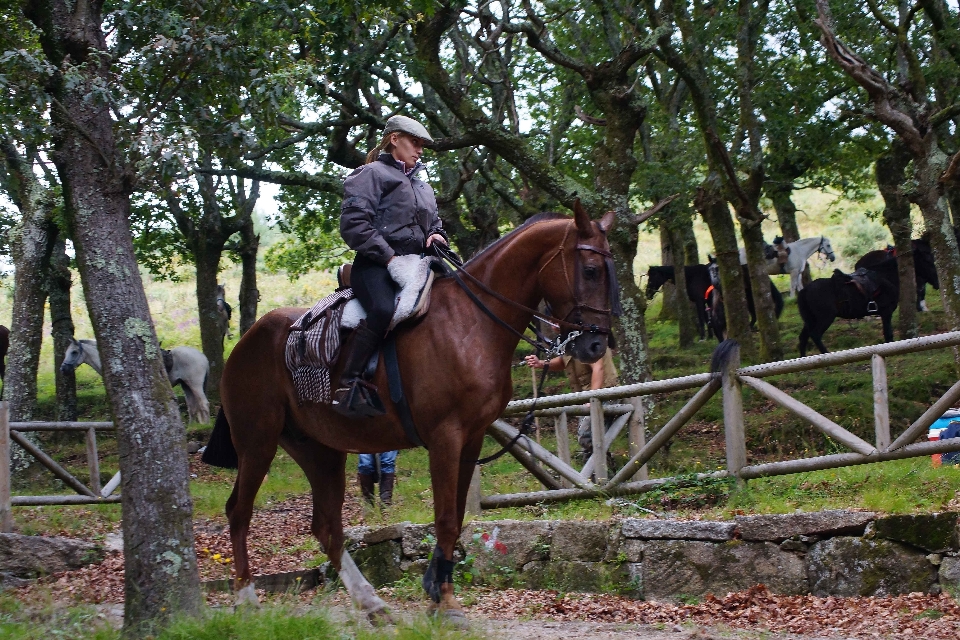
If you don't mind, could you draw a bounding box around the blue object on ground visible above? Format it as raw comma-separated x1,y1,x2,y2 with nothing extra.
940,422,960,465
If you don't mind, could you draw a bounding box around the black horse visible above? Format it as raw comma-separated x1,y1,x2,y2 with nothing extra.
0,325,7,380
645,265,713,339
797,254,939,356
704,260,785,342
855,239,939,312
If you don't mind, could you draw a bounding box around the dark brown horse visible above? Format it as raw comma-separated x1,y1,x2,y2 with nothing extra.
202,203,616,621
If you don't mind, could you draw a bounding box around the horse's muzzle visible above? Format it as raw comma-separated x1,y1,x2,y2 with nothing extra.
60,363,75,374
567,331,607,363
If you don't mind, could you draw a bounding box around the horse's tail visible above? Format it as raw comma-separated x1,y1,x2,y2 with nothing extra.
772,283,784,318
201,407,238,469
710,339,740,374
797,287,813,327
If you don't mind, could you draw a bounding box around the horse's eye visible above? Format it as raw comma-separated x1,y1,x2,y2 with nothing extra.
584,266,600,280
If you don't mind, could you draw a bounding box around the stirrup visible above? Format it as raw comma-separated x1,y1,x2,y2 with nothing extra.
332,379,386,418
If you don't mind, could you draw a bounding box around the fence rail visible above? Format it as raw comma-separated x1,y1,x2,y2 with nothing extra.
0,402,121,532
476,331,960,509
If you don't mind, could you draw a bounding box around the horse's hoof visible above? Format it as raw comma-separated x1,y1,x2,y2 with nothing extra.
438,608,469,628
366,605,395,626
234,582,260,608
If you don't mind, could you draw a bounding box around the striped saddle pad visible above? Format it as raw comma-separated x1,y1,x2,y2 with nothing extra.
284,288,355,405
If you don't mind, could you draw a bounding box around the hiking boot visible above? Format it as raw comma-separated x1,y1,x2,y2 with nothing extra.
333,321,386,418
379,472,395,506
358,472,376,505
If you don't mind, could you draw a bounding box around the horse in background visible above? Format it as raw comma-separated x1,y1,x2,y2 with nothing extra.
0,325,8,381
702,259,784,342
739,236,836,296
797,252,939,356
855,239,939,311
645,265,713,340
61,338,210,423
216,283,233,346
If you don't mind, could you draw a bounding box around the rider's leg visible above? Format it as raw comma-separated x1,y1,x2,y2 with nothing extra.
333,255,396,417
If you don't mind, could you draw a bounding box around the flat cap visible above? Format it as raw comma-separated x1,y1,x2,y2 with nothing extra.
383,115,434,143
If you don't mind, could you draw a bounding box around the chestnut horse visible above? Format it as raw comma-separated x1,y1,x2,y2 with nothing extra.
203,203,617,622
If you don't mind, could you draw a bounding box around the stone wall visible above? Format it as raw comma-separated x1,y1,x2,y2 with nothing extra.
345,510,960,601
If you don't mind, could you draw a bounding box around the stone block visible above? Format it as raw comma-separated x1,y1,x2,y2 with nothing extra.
940,556,960,597
736,510,874,541
551,521,609,562
642,540,807,601
621,518,736,541
520,560,639,596
364,522,410,545
807,537,937,596
871,513,959,552
401,524,435,558
353,540,404,587
459,520,553,572
0,534,103,578
343,526,370,551
619,539,644,563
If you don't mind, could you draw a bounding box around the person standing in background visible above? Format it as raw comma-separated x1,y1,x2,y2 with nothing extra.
357,451,398,506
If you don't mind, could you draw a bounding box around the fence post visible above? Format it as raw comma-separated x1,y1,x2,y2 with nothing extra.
721,343,747,483
554,412,572,488
590,397,607,482
86,427,101,496
872,354,891,450
0,402,11,532
465,465,482,517
628,397,648,482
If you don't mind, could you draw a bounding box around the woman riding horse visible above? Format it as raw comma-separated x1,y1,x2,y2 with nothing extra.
205,201,617,621
334,115,448,418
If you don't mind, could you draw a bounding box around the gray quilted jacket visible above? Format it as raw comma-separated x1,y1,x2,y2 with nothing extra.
340,154,445,265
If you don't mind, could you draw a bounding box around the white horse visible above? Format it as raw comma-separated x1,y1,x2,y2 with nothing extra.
739,236,836,296
61,338,210,424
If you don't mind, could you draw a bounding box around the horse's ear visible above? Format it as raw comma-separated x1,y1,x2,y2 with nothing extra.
598,210,616,234
573,198,594,237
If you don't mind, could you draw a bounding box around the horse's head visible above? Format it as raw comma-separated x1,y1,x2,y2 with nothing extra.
707,255,720,287
913,240,940,289
61,337,84,373
819,236,836,262
539,200,619,364
645,267,666,299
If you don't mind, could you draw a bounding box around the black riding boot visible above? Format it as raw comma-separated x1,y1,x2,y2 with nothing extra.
379,472,395,506
332,321,386,418
358,472,376,505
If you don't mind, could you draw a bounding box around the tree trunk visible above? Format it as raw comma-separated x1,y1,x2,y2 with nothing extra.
667,223,697,347
195,245,225,402
875,142,918,339
657,224,678,321
26,0,201,630
237,217,260,337
6,185,52,422
45,227,78,421
739,214,784,362
946,184,960,230
695,176,755,357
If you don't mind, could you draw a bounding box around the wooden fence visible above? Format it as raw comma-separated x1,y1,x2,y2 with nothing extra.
477,331,960,509
0,401,120,532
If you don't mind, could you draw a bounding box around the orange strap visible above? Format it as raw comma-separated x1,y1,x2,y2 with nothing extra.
704,284,715,301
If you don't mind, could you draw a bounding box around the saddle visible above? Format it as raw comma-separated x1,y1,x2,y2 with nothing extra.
832,268,884,314
284,255,443,404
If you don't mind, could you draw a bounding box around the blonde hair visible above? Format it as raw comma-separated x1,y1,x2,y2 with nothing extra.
366,132,398,164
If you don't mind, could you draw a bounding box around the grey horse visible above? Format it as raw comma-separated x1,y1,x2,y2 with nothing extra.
216,283,232,345
61,338,210,423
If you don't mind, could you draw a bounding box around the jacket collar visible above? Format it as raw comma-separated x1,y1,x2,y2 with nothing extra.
378,152,423,178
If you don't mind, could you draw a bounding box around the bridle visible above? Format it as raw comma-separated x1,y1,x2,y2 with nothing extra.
433,224,620,358
816,236,832,260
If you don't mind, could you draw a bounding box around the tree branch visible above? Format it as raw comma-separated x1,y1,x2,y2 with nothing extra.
199,166,344,194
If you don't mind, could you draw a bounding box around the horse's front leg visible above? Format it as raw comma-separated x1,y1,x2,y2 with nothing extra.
881,312,894,343
423,426,470,624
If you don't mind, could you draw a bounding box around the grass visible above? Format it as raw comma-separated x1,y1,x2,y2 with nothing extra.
0,590,486,640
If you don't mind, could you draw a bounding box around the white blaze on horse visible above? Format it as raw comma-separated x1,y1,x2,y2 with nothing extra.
60,338,210,423
738,236,836,296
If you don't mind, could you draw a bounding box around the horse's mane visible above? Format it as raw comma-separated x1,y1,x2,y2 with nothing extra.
463,211,569,266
